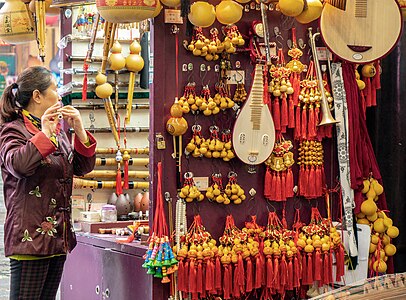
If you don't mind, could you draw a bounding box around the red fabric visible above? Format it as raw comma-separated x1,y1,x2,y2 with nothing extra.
74,132,97,157
343,63,386,213
29,132,57,158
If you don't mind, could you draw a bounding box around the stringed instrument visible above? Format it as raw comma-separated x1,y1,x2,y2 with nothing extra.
320,0,402,63
232,64,275,166
232,2,275,167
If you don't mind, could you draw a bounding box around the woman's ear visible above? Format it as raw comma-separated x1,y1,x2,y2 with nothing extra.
32,90,41,104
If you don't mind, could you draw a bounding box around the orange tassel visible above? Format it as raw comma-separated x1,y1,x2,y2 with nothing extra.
293,256,300,288
189,259,197,293
302,253,308,285
280,255,288,288
205,259,213,292
184,260,190,292
233,266,240,298
287,258,293,291
274,257,280,291
178,258,185,292
292,73,300,106
255,255,262,289
281,172,286,200
116,167,123,195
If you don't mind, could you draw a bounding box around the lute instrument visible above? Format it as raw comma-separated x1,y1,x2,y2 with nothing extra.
320,0,402,63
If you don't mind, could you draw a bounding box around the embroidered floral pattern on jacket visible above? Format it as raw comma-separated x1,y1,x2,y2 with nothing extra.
29,186,42,198
49,198,57,210
36,217,57,236
21,229,33,242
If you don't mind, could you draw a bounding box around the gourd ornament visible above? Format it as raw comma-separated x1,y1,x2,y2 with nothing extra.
160,0,180,8
109,41,126,71
166,100,188,136
152,0,162,17
96,0,156,23
125,40,144,124
215,0,243,25
295,0,322,24
95,72,113,99
278,0,304,17
188,1,216,28
0,0,35,44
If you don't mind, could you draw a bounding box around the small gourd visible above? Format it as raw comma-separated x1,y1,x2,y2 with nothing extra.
95,72,113,99
125,40,144,72
361,63,377,78
108,41,126,71
166,100,188,136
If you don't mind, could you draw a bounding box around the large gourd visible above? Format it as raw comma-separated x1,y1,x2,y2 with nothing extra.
188,1,216,28
215,0,243,25
96,0,156,23
0,0,35,44
295,0,322,24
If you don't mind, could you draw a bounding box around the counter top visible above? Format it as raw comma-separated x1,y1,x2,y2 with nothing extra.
75,232,148,257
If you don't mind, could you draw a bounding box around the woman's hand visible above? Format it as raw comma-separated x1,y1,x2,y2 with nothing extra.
41,102,62,138
59,105,88,143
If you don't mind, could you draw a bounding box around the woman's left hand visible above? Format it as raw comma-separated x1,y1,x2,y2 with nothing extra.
59,105,88,143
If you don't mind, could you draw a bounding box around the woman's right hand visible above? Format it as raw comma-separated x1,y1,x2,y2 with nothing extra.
41,102,62,138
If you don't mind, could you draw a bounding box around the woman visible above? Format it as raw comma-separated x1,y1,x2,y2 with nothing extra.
0,66,96,299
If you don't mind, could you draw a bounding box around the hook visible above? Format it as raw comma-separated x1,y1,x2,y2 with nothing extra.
200,66,208,86
235,69,244,83
187,69,194,83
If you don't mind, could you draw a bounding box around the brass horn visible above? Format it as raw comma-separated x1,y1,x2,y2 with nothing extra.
308,28,339,126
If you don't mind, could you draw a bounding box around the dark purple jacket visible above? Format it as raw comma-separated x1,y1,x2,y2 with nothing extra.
0,114,96,257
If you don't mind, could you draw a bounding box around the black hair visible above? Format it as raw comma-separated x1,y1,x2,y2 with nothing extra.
0,66,53,124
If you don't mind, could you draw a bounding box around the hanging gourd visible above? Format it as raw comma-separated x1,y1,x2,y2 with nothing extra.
0,0,35,44
152,0,163,17
95,72,113,99
188,1,216,28
125,40,144,124
215,0,243,25
108,41,126,71
96,0,156,23
294,0,322,24
160,0,180,8
278,0,304,17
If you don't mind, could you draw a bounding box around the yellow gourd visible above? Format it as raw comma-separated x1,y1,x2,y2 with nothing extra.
361,179,370,193
360,199,377,216
372,259,387,273
188,1,216,28
160,0,180,8
278,0,304,17
386,226,399,239
384,244,396,256
371,180,384,196
294,0,322,24
152,0,163,17
373,218,386,234
215,0,243,25
361,63,376,78
108,41,126,71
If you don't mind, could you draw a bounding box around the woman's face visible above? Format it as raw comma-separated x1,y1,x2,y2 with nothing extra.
39,77,60,112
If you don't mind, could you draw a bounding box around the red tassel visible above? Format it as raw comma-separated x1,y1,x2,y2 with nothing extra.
197,261,203,293
223,265,231,300
237,254,245,290
292,73,300,106
233,266,240,298
336,245,345,281
308,166,316,198
274,257,280,291
308,106,315,139
266,257,273,288
82,63,88,101
365,77,372,107
295,105,301,140
273,98,281,131
280,255,288,288
328,251,333,284
302,253,308,285
264,168,272,198
276,173,282,201
301,107,307,140
287,258,293,291
205,259,213,292
281,172,286,200
255,255,262,289
178,258,185,292
315,167,322,197
123,159,129,189
323,252,329,285
374,61,381,90
281,95,288,129
116,166,123,195
184,260,190,292
286,168,294,198
293,256,300,288
288,97,295,128
298,165,304,196
215,256,222,291
314,250,321,282
246,258,253,293
271,172,277,200
307,253,313,284
325,124,332,138
189,259,197,293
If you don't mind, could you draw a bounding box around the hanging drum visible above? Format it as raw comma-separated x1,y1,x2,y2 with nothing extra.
96,0,157,23
0,0,35,44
